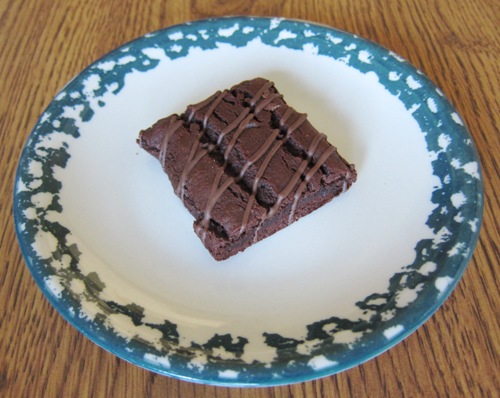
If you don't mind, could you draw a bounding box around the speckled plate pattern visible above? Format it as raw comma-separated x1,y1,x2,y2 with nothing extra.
14,17,483,386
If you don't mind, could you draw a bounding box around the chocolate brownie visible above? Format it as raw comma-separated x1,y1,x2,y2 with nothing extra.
137,78,356,260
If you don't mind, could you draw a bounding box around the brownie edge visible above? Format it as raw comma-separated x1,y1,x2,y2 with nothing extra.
138,78,357,260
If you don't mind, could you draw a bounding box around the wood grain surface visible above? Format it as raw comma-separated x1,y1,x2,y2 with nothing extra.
1,0,498,397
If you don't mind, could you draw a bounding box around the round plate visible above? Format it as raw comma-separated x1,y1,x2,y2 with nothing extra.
14,17,483,386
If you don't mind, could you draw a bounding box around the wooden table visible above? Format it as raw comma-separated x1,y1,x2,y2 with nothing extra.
1,1,498,396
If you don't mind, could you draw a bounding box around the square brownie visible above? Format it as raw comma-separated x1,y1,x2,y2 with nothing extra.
137,78,356,260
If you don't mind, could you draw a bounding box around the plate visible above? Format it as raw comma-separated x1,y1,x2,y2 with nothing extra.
14,17,483,386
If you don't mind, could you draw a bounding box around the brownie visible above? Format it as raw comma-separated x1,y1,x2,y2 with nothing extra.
137,78,357,261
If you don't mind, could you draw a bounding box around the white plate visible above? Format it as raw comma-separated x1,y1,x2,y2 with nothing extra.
14,17,483,386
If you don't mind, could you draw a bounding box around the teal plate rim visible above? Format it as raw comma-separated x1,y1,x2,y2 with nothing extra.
13,16,484,386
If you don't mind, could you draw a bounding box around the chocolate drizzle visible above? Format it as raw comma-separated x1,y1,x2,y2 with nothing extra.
193,84,281,241
289,145,336,223
159,119,183,169
174,90,228,199
157,80,342,242
239,110,307,235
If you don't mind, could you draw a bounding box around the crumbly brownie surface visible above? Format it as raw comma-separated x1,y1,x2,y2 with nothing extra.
138,78,357,260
